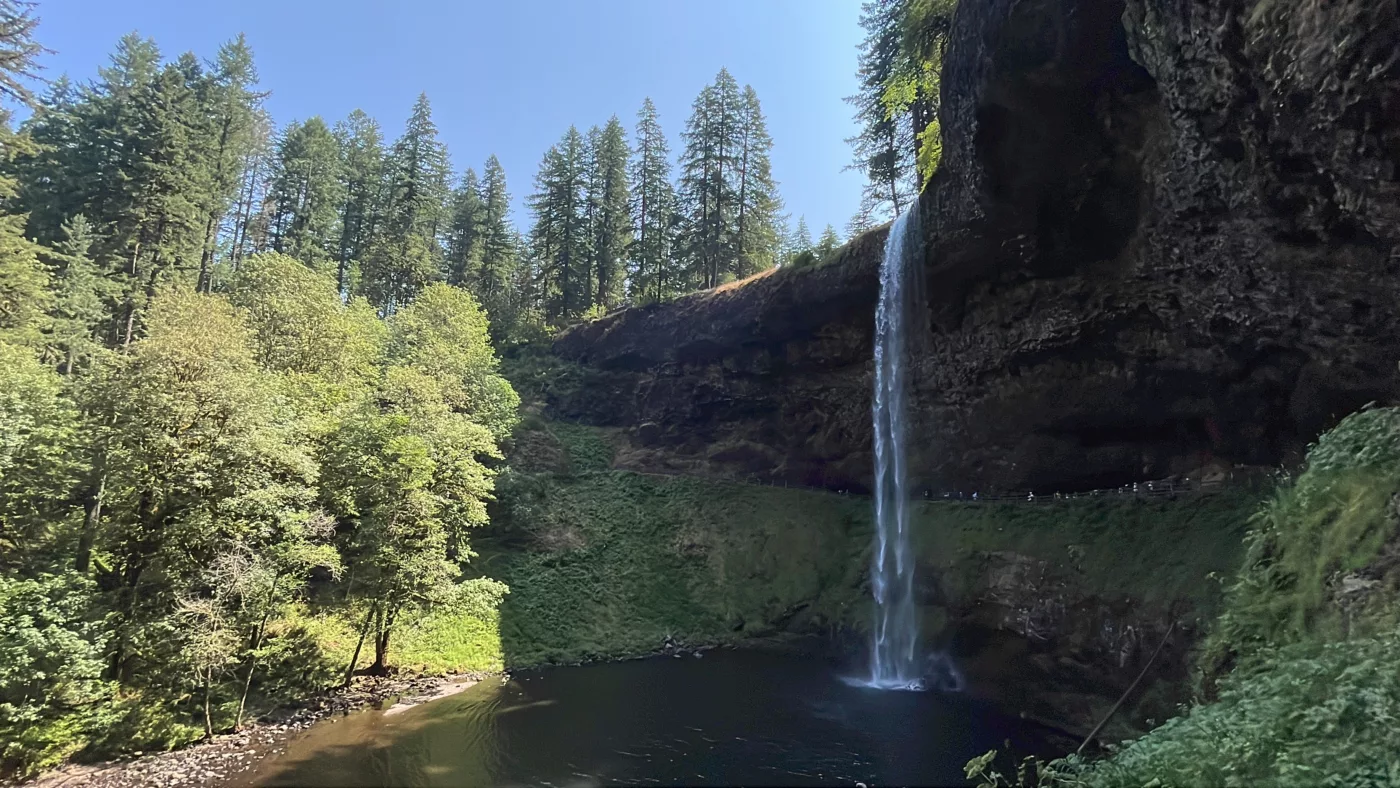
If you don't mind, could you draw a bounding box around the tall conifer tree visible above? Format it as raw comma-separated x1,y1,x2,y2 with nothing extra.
225,109,275,271
359,94,449,314
733,85,780,277
333,109,385,296
846,0,915,223
627,97,676,303
194,34,263,292
445,168,482,288
585,116,630,312
475,155,515,321
268,117,342,272
676,69,749,289
528,127,588,323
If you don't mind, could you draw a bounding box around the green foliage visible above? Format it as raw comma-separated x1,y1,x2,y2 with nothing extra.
226,252,387,387
45,214,117,373
0,342,82,564
482,470,869,666
548,421,616,474
88,287,316,587
0,16,532,777
628,97,679,303
849,0,953,216
585,118,632,311
268,117,344,273
0,574,109,755
965,749,1051,788
1200,407,1400,684
0,575,199,777
528,125,592,323
358,94,451,314
1045,631,1400,788
3,689,200,779
915,117,943,189
1299,405,1400,475
484,420,1259,671
290,595,505,676
331,109,386,295
0,209,50,343
815,224,843,260
388,283,520,440
672,70,783,291
986,408,1400,788
0,118,50,344
917,492,1259,614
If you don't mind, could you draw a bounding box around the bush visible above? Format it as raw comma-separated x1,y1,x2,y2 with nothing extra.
1046,631,1400,787
0,573,109,775
982,407,1400,788
1198,406,1400,686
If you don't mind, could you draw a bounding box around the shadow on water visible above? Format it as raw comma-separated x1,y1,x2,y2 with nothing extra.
246,649,1059,788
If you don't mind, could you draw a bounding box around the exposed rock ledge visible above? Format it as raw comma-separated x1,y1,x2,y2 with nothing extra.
549,0,1400,494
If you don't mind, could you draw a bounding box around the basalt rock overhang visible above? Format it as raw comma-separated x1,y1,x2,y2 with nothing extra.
550,0,1400,494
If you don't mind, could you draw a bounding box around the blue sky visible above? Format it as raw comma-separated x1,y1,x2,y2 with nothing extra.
27,0,867,236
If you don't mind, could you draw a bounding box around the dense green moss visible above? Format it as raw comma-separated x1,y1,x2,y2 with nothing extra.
914,492,1258,614
476,419,1262,670
479,471,869,666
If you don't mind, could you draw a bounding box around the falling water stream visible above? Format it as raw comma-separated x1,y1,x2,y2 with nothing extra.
867,208,923,690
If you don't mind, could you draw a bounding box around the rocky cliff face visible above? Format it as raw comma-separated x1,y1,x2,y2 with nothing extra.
550,0,1400,494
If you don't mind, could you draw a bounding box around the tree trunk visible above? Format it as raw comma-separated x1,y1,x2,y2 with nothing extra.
203,669,215,739
887,123,903,216
369,606,393,676
344,605,374,687
371,630,390,676
235,574,281,730
74,470,105,573
197,213,218,293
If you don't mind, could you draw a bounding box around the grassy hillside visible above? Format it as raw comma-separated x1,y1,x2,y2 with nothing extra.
1002,407,1400,787
465,418,1261,671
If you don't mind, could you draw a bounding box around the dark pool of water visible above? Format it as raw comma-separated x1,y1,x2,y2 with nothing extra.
247,650,1059,787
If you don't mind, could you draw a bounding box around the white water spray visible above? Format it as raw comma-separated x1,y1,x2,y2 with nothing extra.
867,208,922,690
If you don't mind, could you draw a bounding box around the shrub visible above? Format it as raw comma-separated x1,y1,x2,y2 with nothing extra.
0,573,109,775
981,407,1400,787
1198,406,1400,686
1046,630,1400,787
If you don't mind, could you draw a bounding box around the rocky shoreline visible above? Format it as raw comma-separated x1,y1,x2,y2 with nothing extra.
20,637,736,788
25,673,485,788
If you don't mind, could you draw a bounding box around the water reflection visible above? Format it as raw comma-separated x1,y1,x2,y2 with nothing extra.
248,650,1055,787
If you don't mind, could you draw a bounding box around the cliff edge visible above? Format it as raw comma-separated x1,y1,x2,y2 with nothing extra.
549,0,1400,494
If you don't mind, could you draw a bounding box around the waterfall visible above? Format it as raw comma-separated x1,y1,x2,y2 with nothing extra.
867,208,922,690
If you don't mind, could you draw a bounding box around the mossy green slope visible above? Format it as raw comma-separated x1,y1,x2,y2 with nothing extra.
479,418,1261,670
480,471,870,666
914,492,1257,613
1024,407,1400,788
